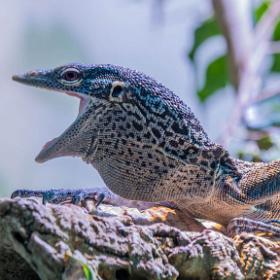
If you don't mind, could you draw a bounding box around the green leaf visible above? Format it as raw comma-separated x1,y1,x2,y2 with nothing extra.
82,264,94,280
271,21,280,72
198,55,229,102
271,54,280,72
237,151,262,162
256,134,274,150
253,1,280,73
253,0,270,24
188,17,221,61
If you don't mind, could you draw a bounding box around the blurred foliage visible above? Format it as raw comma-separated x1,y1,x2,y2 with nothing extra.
198,55,228,102
188,0,279,103
244,95,280,130
188,17,228,103
271,21,280,72
237,131,279,162
82,264,94,280
237,150,262,162
242,94,280,162
64,252,96,279
253,0,270,23
256,134,274,150
188,0,280,161
188,17,221,62
252,0,280,72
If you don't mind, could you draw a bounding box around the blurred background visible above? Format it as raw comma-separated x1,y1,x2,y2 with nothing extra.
1,0,279,196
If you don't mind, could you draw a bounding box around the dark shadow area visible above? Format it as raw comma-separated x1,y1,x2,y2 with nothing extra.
0,246,39,280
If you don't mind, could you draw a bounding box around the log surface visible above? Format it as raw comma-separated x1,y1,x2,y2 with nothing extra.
0,198,279,280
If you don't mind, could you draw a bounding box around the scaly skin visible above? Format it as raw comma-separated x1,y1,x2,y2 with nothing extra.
11,63,280,237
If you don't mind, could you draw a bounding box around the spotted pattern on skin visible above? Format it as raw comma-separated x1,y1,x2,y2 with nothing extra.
12,63,280,235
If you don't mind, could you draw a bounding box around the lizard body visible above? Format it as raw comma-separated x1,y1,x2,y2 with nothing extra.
12,63,280,236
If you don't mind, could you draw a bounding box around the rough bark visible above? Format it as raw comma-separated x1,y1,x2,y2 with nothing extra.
0,198,279,280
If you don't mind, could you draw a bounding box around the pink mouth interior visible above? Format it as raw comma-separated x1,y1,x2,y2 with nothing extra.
66,91,87,114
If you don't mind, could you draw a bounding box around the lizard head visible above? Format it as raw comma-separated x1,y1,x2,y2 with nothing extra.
12,63,212,180
13,63,144,162
12,63,118,115
13,63,158,116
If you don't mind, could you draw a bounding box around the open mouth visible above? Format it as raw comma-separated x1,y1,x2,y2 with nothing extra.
65,91,89,116
12,73,90,163
38,91,90,161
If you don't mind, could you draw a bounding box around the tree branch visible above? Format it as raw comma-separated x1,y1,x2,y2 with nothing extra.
268,41,280,54
212,0,280,146
0,198,279,279
253,85,280,103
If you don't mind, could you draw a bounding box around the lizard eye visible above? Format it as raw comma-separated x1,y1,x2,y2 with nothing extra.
60,68,81,84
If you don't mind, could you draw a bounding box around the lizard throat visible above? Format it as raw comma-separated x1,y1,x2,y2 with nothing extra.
36,91,90,163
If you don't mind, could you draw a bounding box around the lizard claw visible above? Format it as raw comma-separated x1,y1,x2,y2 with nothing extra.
95,192,106,208
70,189,108,209
11,188,109,209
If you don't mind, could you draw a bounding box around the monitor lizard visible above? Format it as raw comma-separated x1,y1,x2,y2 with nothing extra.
11,63,280,237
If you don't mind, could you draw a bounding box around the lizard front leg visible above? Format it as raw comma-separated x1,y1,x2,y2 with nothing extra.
11,187,180,210
11,187,205,232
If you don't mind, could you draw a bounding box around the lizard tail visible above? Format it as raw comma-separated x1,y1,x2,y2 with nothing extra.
239,160,280,204
243,196,280,227
238,160,280,226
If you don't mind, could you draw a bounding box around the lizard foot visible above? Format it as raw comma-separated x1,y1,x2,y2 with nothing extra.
11,188,110,207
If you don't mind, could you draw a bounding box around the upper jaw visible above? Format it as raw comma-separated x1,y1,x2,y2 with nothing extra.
12,70,90,114
12,70,49,87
